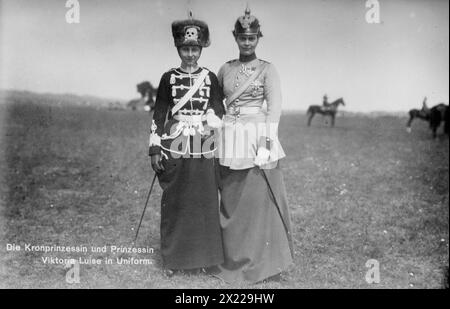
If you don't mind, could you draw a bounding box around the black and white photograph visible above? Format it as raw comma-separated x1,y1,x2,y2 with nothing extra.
0,0,448,292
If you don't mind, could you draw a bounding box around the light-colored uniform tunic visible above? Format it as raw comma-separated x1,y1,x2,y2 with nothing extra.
217,58,286,169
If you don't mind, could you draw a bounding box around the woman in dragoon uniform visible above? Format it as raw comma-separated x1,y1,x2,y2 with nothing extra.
215,7,294,283
148,14,225,272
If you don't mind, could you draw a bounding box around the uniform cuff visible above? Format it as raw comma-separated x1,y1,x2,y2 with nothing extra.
149,146,161,156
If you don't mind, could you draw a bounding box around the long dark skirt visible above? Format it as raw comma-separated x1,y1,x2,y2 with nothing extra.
216,164,294,283
157,157,224,270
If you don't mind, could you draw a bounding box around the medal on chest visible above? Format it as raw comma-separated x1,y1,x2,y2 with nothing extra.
251,79,263,97
239,64,255,77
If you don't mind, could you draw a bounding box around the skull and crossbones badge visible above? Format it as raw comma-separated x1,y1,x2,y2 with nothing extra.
184,27,199,41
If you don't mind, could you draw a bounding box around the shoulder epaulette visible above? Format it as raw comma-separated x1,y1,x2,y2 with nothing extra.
226,59,238,64
259,59,270,65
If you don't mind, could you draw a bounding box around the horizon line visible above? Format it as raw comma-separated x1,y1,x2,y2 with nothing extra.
0,88,446,114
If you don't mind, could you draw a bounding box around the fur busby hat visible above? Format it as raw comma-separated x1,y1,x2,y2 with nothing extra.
172,12,210,48
233,6,263,37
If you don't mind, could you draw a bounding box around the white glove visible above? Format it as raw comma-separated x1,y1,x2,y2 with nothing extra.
254,147,271,166
206,109,223,128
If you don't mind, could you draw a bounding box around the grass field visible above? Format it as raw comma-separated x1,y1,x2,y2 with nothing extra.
0,99,448,289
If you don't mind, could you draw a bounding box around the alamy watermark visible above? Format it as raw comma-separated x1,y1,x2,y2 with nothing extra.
365,259,381,284
65,0,80,24
63,1,381,25
365,0,381,24
155,120,281,160
65,260,80,284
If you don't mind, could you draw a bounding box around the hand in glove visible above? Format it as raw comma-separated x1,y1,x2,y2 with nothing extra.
206,109,223,128
254,147,271,167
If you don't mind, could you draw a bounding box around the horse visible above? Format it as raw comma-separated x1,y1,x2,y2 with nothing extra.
307,97,345,127
127,81,157,113
406,109,430,133
429,103,449,138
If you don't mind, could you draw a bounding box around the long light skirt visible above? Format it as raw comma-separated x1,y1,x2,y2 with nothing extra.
216,164,294,283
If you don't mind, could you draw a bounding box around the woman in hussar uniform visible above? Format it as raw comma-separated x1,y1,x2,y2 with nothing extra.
215,7,294,283
148,13,225,272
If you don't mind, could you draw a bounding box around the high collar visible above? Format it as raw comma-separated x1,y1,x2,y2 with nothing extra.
239,53,257,63
177,67,202,74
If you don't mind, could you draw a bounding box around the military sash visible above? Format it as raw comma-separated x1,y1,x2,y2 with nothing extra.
225,63,268,106
171,69,209,115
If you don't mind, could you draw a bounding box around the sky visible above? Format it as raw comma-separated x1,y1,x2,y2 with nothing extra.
0,0,448,111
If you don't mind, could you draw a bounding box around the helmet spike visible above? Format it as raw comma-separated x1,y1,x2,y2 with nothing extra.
245,3,251,16
233,5,262,37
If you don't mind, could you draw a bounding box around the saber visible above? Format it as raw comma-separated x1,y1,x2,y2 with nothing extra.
260,168,294,256
133,173,158,243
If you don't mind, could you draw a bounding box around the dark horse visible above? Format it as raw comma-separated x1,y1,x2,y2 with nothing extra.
127,81,157,113
406,109,430,133
307,98,345,127
429,103,449,138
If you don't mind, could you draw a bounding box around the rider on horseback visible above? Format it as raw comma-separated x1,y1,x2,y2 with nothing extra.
418,96,431,119
322,94,331,111
421,96,430,114
307,96,345,127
